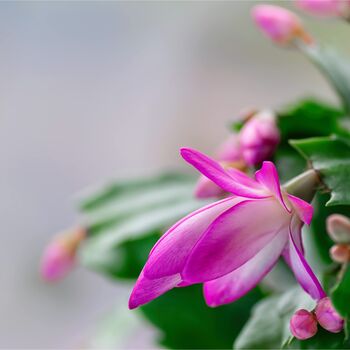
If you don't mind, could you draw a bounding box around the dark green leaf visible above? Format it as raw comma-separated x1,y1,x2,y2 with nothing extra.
287,328,349,349
290,136,350,206
332,264,350,319
278,99,344,141
140,284,263,349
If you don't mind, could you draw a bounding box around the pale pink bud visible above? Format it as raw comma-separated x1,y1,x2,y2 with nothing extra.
239,110,280,166
194,134,246,199
290,309,318,340
295,0,350,18
215,134,242,163
330,244,350,263
252,5,312,45
40,227,86,282
315,297,344,333
327,214,350,244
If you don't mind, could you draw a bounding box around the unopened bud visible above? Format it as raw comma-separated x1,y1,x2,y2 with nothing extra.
295,0,350,18
290,309,318,340
315,297,344,333
239,110,280,166
330,244,350,263
326,214,350,244
195,134,246,199
40,227,86,282
252,5,312,45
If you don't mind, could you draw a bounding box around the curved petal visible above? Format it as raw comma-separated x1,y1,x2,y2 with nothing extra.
288,217,326,300
287,194,313,225
255,161,290,212
129,270,181,309
144,196,243,279
180,148,268,199
203,230,288,307
182,198,290,283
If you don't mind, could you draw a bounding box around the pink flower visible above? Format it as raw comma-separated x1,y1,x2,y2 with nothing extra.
194,134,245,199
327,214,350,244
295,0,350,18
239,110,280,166
290,309,318,340
129,148,326,309
252,5,312,45
40,227,85,282
315,297,344,333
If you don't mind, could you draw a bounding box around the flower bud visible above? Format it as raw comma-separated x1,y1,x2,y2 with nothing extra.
194,134,246,199
326,214,350,244
40,227,86,282
295,0,350,18
239,110,280,166
330,244,350,263
252,5,312,45
315,297,344,333
290,309,318,340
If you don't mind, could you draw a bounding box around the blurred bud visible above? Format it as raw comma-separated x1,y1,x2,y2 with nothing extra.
330,244,350,263
40,227,86,282
215,134,242,163
195,134,246,199
326,214,350,244
290,309,318,340
239,110,280,166
315,297,344,333
295,0,350,18
252,5,312,45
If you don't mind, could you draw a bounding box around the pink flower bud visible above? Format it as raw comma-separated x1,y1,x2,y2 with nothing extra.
330,244,350,263
315,297,344,333
327,214,350,244
290,309,318,340
194,134,246,199
40,227,86,282
215,134,242,163
239,110,280,166
295,0,350,18
252,5,312,45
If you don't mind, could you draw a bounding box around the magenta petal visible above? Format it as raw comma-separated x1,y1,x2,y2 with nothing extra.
128,270,181,309
182,198,290,283
287,194,314,225
194,175,226,199
203,231,288,307
180,148,268,199
144,196,243,279
255,161,290,212
288,218,326,300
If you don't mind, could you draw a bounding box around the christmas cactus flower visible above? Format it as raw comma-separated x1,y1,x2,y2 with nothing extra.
129,148,326,309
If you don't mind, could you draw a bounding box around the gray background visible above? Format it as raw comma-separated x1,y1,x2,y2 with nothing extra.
1,1,348,348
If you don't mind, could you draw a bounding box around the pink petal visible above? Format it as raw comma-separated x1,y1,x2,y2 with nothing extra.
287,194,314,225
128,270,181,309
255,161,290,212
288,217,326,300
180,148,268,199
182,198,290,283
203,231,288,307
144,196,243,279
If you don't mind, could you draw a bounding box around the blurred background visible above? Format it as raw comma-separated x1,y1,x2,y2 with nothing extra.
1,1,350,348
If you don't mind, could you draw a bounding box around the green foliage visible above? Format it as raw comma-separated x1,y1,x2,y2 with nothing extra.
234,287,315,350
300,44,350,113
78,173,208,279
141,284,263,349
332,265,350,319
287,328,349,349
291,136,350,206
